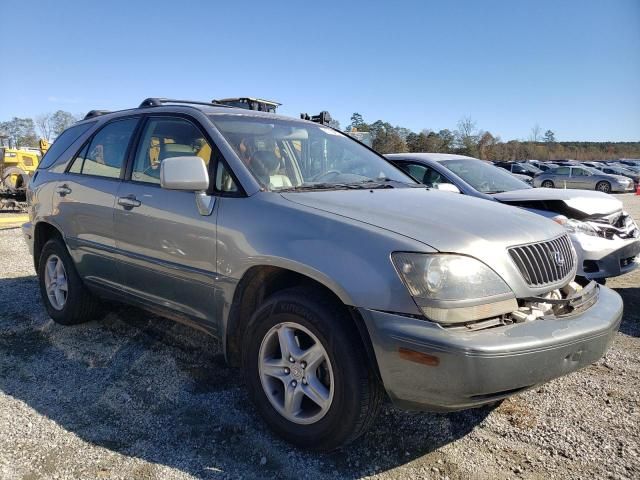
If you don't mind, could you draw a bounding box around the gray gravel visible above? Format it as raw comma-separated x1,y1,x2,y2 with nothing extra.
1,195,639,480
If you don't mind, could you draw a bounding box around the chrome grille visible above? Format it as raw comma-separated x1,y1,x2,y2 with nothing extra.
509,235,575,287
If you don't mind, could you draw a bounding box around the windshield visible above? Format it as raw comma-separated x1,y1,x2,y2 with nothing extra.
440,159,531,193
208,115,416,191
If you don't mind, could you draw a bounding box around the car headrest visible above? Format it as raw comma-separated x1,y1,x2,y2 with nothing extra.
254,150,280,174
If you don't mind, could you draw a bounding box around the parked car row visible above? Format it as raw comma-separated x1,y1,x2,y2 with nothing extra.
23,99,636,450
493,159,639,193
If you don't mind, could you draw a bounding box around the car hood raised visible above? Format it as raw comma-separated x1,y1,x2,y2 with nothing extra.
280,188,565,256
493,188,622,216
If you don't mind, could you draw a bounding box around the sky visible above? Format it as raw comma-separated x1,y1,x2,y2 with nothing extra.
1,0,639,142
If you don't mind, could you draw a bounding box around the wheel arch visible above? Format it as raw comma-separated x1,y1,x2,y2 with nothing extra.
33,221,65,271
224,265,381,380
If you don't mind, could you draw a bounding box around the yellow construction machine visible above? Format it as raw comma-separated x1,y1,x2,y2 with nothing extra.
0,138,49,211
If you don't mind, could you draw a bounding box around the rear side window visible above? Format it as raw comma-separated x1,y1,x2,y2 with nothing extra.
68,118,138,179
38,122,96,170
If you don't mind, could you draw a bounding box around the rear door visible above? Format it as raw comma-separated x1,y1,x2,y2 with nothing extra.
112,115,230,331
54,117,139,287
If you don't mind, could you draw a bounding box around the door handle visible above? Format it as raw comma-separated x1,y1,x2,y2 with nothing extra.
117,195,141,209
55,184,72,196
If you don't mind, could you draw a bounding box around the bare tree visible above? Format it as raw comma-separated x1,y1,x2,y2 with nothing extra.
36,113,53,141
529,123,542,142
455,116,479,156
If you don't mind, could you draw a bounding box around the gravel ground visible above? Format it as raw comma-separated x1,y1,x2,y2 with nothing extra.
1,195,639,480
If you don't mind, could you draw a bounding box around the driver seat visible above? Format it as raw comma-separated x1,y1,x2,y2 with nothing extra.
253,151,292,188
422,168,443,188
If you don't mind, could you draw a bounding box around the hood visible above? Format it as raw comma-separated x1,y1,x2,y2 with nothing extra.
493,188,622,217
611,174,632,183
280,188,565,257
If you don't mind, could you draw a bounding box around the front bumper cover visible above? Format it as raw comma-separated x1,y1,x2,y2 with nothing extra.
572,232,640,279
360,285,623,412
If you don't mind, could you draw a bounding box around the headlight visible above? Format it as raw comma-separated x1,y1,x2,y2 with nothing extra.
552,215,598,236
391,253,516,324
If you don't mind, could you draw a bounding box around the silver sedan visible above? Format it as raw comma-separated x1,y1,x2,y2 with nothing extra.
533,165,634,193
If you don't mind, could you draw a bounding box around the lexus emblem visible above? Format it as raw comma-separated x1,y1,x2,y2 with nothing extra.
550,250,565,267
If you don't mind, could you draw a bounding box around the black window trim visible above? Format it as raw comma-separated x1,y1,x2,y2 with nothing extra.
122,112,246,198
64,116,143,182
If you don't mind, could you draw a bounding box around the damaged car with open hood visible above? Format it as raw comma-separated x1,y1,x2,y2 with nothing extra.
25,100,624,450
387,153,640,283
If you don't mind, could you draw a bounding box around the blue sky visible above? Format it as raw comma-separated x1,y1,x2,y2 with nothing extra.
1,0,639,141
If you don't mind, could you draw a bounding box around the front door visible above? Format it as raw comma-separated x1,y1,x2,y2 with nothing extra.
571,167,592,189
112,116,220,330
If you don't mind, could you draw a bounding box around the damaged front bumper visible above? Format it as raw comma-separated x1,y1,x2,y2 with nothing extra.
572,231,640,279
360,283,623,412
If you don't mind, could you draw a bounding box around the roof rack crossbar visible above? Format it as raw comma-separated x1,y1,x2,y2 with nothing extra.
84,110,111,120
138,97,233,109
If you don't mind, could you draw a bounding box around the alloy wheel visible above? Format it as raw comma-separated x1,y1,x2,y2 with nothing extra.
258,322,334,425
44,254,68,310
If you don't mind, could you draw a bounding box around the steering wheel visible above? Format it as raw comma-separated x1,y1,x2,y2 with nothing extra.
312,170,341,182
478,181,492,191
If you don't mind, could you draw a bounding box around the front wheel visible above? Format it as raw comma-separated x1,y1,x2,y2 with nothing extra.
243,287,383,451
541,180,554,188
596,181,611,193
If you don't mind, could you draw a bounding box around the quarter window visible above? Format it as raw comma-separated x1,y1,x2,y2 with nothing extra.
68,119,138,178
132,118,213,185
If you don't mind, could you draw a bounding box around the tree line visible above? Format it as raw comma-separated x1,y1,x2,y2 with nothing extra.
2,109,639,161
0,111,80,148
345,113,640,161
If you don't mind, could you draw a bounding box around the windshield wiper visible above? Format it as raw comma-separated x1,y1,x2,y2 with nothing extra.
277,183,354,192
279,180,396,192
277,178,423,192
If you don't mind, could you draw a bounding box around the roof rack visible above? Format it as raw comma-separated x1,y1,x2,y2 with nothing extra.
84,110,111,120
214,97,281,113
138,97,232,109
300,111,333,126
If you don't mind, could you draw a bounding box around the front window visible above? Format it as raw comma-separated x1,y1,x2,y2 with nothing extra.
133,117,211,185
209,115,415,191
439,159,530,193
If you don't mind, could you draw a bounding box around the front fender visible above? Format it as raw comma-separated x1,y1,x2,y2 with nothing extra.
215,193,431,315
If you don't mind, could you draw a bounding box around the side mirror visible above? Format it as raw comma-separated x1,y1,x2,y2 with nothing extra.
160,156,209,191
435,183,461,194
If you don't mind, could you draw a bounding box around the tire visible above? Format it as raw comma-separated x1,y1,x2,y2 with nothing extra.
541,180,554,188
596,181,611,193
37,238,101,325
242,287,383,451
1,167,28,191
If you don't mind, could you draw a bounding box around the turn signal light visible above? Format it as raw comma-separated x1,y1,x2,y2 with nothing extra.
398,348,440,366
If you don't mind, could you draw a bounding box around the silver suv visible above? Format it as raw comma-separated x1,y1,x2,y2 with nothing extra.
24,98,623,450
